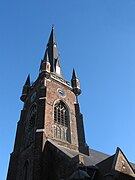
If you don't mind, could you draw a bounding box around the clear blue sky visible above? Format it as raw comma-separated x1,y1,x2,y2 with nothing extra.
0,0,135,179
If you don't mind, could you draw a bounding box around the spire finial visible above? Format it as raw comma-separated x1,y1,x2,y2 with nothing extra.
52,24,54,29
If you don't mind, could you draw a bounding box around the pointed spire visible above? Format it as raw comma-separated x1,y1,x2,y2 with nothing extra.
20,74,30,102
43,25,61,73
47,24,57,46
25,74,30,86
40,48,50,75
71,68,81,96
72,68,78,80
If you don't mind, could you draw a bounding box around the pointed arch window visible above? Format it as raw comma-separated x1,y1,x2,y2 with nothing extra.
25,104,37,148
53,101,70,142
29,104,37,129
27,103,37,132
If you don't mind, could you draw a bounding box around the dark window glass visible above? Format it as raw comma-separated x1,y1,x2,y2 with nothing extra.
53,101,70,142
28,104,37,131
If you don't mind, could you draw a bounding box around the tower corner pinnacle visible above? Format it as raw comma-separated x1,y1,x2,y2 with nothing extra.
71,68,81,96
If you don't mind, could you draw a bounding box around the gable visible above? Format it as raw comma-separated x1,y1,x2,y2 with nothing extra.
112,148,135,177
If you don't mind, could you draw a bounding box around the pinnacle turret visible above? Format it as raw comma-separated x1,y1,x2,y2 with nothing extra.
40,49,50,74
20,74,30,102
25,74,30,86
71,69,81,96
72,68,78,80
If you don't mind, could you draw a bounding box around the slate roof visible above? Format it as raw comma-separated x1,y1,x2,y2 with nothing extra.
88,148,110,166
131,163,135,171
47,139,135,171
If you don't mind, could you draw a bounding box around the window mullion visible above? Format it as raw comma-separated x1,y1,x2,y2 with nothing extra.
53,101,69,142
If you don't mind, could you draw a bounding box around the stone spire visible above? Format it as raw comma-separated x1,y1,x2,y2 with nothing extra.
43,25,62,76
20,74,30,102
71,68,81,96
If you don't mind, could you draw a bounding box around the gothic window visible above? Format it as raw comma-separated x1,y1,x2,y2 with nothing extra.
28,104,37,132
25,104,37,148
53,101,70,142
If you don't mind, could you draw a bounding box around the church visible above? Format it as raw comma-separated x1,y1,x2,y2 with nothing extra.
7,26,135,180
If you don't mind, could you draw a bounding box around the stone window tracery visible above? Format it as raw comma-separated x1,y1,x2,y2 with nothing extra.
28,104,37,131
53,101,70,142
25,104,37,148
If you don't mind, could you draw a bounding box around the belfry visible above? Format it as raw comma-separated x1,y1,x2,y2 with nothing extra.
7,26,135,180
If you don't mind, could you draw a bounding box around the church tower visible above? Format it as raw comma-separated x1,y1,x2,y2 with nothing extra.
7,26,89,180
